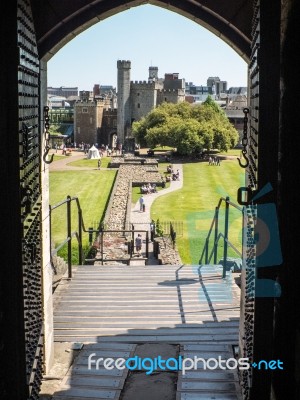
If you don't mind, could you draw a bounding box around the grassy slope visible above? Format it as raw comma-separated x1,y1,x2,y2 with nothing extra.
49,170,116,253
151,160,245,264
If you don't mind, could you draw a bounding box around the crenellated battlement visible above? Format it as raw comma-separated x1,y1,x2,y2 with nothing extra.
117,60,131,69
75,100,96,105
158,89,180,93
130,80,156,90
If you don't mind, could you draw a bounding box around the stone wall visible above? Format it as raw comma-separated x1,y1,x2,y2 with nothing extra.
100,158,182,265
153,237,182,265
104,162,163,231
74,101,97,144
130,81,158,121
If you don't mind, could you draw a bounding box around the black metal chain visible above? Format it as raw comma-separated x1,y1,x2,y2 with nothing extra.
43,106,54,164
237,108,250,168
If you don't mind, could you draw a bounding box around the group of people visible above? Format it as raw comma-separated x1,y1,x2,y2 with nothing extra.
140,183,157,194
172,170,180,180
208,156,221,166
166,165,180,181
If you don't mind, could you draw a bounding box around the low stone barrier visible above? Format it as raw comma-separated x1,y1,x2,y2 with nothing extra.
100,157,182,265
104,163,163,231
109,156,158,168
153,237,182,265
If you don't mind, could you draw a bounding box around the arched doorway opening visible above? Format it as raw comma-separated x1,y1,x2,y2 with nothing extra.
39,5,254,396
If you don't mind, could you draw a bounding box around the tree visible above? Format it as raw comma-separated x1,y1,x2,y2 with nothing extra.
132,99,239,154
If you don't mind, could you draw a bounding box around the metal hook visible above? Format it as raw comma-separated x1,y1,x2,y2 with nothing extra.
43,146,54,164
237,150,249,168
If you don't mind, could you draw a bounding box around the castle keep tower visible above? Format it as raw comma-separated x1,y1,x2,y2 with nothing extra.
117,60,131,144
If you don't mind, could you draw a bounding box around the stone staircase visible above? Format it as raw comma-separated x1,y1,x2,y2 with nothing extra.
51,264,242,399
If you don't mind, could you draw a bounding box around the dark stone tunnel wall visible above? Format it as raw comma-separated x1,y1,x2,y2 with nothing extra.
272,0,300,398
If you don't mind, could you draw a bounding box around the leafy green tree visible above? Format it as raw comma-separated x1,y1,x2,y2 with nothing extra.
203,94,224,114
132,99,238,154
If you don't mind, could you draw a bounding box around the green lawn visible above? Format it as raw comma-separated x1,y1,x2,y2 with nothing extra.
49,156,244,265
52,154,66,161
151,160,245,264
50,170,116,261
66,157,112,168
153,146,175,151
219,148,241,156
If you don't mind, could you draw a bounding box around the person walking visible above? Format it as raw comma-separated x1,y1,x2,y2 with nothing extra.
139,195,144,212
150,220,155,242
97,159,101,170
135,234,142,256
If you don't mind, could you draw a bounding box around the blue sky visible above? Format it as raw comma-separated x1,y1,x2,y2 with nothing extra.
47,4,248,92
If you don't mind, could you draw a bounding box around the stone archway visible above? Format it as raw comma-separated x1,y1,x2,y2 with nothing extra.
0,2,253,399
36,4,255,395
32,0,252,62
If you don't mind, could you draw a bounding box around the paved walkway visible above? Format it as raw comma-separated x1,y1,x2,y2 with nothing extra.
131,162,183,219
130,162,183,265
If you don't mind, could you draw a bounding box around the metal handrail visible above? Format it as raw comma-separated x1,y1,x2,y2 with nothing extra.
49,195,101,279
206,233,243,264
49,196,151,275
199,196,244,278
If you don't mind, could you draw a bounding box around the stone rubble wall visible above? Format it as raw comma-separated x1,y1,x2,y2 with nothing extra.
99,157,182,265
104,163,163,231
109,156,158,168
154,237,182,265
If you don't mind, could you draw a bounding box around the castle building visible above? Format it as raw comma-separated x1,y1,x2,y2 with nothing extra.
130,80,162,123
117,60,132,145
117,60,185,144
74,97,112,145
75,62,243,148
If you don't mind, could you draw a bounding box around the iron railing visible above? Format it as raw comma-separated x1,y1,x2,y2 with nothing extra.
49,196,151,275
199,196,244,278
49,195,100,278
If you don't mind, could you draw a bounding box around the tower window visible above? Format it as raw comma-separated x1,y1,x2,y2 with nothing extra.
137,103,140,108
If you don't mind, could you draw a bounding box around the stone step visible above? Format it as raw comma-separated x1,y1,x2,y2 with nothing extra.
54,334,238,343
53,264,241,398
54,317,239,324
54,324,238,330
54,326,238,335
176,391,241,400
